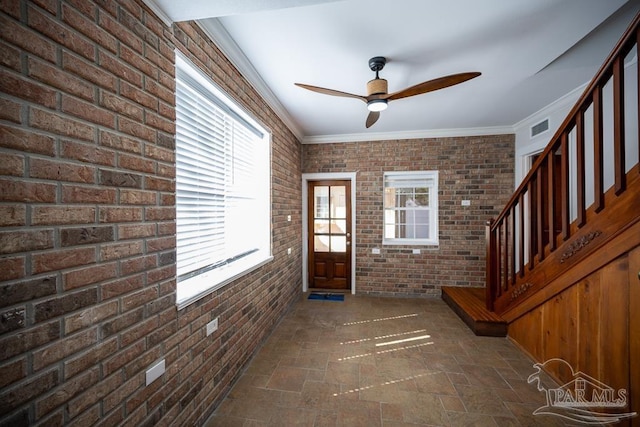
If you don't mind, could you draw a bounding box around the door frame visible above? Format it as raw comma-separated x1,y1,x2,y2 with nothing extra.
302,172,357,294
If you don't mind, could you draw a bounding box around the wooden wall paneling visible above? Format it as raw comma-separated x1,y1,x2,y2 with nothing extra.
509,248,638,425
597,256,630,395
628,247,640,426
541,287,579,383
577,270,602,381
508,306,544,362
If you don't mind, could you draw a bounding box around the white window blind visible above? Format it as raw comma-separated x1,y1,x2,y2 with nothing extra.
175,54,271,308
383,171,439,246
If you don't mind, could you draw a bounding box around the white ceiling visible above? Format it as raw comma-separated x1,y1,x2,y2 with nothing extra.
146,0,638,143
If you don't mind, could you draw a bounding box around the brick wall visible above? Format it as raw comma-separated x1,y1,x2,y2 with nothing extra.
302,136,514,297
0,1,302,426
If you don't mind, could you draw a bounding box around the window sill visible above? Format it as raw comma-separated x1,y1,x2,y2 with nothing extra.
383,239,439,247
176,252,273,310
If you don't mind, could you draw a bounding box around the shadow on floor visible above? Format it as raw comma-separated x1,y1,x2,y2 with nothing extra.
206,294,567,426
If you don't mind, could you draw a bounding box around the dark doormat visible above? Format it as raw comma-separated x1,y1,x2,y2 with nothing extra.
308,293,344,301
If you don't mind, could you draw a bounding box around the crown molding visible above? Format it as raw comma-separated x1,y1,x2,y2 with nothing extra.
511,51,639,134
140,0,173,27
512,83,585,134
196,19,305,142
134,2,600,148
301,125,515,144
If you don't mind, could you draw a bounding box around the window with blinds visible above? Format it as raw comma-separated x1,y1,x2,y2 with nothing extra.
175,54,271,308
383,171,439,246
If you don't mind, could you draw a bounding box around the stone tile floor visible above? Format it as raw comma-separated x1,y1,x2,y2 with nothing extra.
206,294,569,426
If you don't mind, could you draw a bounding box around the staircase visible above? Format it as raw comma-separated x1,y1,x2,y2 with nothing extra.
441,286,506,336
444,12,640,424
444,11,640,334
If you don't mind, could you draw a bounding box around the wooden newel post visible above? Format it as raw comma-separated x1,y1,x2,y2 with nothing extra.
485,219,496,311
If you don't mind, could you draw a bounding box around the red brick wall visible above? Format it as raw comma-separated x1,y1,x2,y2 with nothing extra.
302,136,514,297
0,1,302,425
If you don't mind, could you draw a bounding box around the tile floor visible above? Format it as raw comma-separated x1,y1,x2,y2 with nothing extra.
206,294,568,426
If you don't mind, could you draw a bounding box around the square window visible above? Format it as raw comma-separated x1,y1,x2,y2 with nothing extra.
383,171,438,246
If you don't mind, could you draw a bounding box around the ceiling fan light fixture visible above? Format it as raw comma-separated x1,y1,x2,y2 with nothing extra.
295,55,480,128
367,99,388,112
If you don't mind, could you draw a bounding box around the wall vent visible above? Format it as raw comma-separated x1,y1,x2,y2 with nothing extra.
531,118,549,137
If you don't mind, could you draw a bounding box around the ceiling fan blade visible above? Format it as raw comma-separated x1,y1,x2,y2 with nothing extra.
385,72,481,101
366,111,380,128
295,83,367,102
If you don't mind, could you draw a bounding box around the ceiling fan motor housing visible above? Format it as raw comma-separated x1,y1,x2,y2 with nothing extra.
367,78,388,96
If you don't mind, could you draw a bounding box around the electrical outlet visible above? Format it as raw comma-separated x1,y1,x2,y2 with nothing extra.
287,215,291,222
462,200,471,206
287,247,292,255
206,318,218,336
372,248,380,254
412,249,421,254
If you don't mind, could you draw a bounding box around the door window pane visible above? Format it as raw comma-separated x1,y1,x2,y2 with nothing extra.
330,186,346,218
314,186,329,218
312,184,350,254
330,236,346,252
331,220,346,234
314,235,330,252
314,219,330,233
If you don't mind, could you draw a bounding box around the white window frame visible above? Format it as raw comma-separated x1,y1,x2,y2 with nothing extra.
383,171,439,246
175,53,272,309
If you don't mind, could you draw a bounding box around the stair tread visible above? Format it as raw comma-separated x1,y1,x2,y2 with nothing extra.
442,287,506,323
441,286,507,337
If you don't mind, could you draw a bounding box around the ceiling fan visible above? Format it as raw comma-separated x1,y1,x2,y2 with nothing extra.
295,56,481,128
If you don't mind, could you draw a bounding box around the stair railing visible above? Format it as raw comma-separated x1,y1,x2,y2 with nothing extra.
486,12,640,313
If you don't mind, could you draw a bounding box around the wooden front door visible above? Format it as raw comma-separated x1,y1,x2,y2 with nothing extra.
307,180,351,290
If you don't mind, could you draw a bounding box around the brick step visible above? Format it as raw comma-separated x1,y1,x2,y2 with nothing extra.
441,286,507,337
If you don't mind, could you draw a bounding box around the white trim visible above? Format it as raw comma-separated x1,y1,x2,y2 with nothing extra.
301,125,514,144
196,18,305,142
302,172,357,294
174,52,273,310
140,0,173,27
510,48,637,144
175,52,267,135
143,5,638,147
513,83,585,188
382,170,439,246
177,255,273,311
182,17,514,146
513,84,585,134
